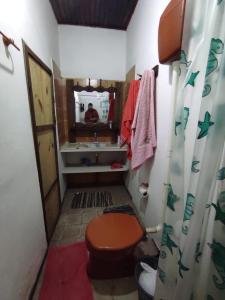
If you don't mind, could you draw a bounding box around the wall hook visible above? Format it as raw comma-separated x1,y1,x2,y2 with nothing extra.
137,65,159,80
0,31,20,51
152,65,159,78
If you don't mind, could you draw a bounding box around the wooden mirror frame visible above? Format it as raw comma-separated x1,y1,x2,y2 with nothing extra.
67,79,118,142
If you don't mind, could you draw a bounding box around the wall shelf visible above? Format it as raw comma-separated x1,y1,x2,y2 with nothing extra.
62,164,129,174
60,142,129,175
60,142,128,153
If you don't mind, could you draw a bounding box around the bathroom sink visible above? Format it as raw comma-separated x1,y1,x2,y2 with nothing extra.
71,142,108,149
71,143,89,149
84,142,108,148
60,142,127,153
92,142,107,148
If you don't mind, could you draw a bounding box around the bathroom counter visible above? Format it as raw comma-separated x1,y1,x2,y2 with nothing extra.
60,142,128,153
60,143,129,174
62,164,129,174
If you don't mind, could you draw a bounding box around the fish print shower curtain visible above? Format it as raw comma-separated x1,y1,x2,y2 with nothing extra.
155,0,225,299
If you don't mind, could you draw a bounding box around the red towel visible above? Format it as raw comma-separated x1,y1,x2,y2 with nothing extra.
120,80,140,159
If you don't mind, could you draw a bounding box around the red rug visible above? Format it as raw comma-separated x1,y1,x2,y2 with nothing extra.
39,241,93,300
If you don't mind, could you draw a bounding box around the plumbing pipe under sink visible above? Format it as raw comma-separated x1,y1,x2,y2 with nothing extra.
145,224,162,234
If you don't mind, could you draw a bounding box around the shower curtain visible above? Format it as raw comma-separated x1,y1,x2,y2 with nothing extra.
155,0,225,299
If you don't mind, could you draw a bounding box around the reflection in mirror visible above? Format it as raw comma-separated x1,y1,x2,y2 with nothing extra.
74,91,114,124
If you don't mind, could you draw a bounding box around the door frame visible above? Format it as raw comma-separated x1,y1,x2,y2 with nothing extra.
23,41,61,243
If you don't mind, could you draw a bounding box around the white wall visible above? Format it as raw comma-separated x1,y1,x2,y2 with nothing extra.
0,0,178,296
0,0,59,299
58,25,126,81
125,0,172,244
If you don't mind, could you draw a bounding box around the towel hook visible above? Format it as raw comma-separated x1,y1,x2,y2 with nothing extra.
0,31,20,51
137,65,159,80
137,73,142,80
152,65,159,77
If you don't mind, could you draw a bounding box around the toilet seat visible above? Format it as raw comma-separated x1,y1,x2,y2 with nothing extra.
85,213,144,279
86,213,144,251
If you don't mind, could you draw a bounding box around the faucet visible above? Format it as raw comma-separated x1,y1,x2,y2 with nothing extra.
94,132,98,143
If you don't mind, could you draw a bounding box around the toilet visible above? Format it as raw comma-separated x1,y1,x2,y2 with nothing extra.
85,213,144,279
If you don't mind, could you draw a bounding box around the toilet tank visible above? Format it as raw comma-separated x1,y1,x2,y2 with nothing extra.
158,0,186,64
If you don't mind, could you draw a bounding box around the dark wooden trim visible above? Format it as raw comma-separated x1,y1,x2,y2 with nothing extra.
23,42,52,75
124,0,139,29
44,178,58,202
72,122,116,133
28,248,48,300
36,124,55,132
73,83,117,94
58,22,127,31
153,67,158,139
71,126,117,143
28,191,67,300
22,40,61,244
50,61,62,225
23,40,49,242
69,82,119,142
49,0,138,31
66,79,75,142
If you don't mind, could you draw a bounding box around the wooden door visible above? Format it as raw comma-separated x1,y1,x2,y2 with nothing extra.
23,43,60,241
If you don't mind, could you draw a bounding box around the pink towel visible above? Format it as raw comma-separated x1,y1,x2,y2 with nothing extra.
131,70,156,170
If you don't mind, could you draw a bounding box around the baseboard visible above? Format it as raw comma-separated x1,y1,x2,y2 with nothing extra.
123,184,161,254
28,249,48,300
152,238,160,251
123,184,147,233
28,189,67,299
123,182,133,200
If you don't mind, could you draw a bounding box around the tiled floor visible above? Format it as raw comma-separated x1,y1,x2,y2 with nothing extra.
33,185,158,300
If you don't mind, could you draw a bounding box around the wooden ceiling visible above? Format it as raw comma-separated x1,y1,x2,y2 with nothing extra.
49,0,139,30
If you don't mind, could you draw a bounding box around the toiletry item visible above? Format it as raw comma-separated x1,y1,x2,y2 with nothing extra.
138,263,157,296
139,183,149,198
111,162,123,169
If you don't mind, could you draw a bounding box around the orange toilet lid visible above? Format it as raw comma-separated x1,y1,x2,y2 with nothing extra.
86,213,144,251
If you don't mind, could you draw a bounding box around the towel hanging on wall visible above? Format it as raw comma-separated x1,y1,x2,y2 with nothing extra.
131,70,156,170
120,80,140,160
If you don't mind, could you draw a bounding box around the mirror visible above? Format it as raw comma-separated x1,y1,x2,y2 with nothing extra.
68,78,123,143
74,91,114,124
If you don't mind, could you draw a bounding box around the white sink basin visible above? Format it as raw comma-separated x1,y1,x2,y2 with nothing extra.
60,142,127,153
72,142,108,149
86,142,107,148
